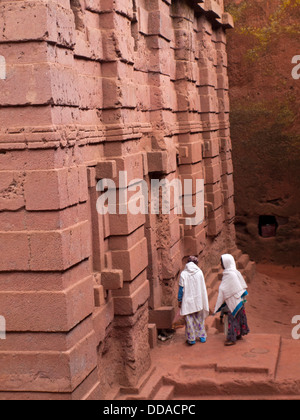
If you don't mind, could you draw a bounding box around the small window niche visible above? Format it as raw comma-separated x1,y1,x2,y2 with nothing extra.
258,215,278,238
0,56,6,80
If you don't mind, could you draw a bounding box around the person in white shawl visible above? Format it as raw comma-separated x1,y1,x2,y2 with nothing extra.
178,256,209,345
214,254,250,346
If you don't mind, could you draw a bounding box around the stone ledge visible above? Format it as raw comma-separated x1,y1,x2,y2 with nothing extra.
149,306,175,330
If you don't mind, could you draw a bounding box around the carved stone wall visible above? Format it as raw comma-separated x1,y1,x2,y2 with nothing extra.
0,0,242,399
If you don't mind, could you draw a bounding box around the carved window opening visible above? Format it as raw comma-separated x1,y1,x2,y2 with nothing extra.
259,215,278,238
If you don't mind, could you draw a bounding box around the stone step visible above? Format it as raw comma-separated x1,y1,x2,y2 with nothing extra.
177,394,300,400
121,370,163,400
153,384,175,400
165,370,275,399
116,366,157,400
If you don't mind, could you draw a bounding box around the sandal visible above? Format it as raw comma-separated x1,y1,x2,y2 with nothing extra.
224,340,236,346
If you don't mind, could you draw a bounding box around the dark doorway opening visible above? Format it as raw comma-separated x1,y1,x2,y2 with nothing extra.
258,215,278,238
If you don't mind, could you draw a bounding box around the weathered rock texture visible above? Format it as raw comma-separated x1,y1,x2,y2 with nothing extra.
225,0,300,265
0,0,248,399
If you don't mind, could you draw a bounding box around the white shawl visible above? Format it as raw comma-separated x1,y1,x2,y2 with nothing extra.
214,254,248,315
179,262,209,318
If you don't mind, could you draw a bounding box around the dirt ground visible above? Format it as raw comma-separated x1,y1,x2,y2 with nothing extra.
246,264,300,339
114,264,300,400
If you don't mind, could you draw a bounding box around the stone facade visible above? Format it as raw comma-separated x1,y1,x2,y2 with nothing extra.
0,0,249,399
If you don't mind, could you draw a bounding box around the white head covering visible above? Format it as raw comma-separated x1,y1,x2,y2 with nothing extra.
214,254,248,314
179,262,209,318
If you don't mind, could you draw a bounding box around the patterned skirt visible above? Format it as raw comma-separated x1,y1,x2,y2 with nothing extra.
227,305,250,342
185,311,206,344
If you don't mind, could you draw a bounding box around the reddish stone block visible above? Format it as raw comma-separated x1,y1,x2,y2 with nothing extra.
85,27,104,61
221,156,233,175
78,166,89,203
0,232,30,271
24,168,84,211
112,269,147,298
203,141,218,160
0,171,25,211
171,0,194,20
50,64,79,107
113,279,149,316
108,211,145,236
200,93,218,113
217,73,229,90
101,16,134,63
205,187,223,210
136,81,151,111
220,12,234,29
0,105,53,131
72,369,101,401
207,207,224,237
219,136,232,153
204,158,221,184
224,195,235,221
148,11,173,41
148,323,157,349
111,237,148,281
203,0,223,19
217,89,230,112
0,2,74,47
101,269,123,290
180,169,205,197
108,225,144,251
222,173,234,198
161,240,182,279
184,227,206,255
148,39,176,78
94,284,105,308
0,320,97,393
147,151,168,174
0,63,52,107
29,221,91,271
95,160,117,180
0,275,94,332
93,298,114,345
114,153,144,187
148,306,175,330
199,65,217,87
100,0,133,18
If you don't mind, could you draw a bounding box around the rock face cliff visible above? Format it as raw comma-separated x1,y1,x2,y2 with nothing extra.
225,0,300,265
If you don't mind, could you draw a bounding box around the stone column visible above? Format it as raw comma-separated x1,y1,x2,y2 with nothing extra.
0,0,99,399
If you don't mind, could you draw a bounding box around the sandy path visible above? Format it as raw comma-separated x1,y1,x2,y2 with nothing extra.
246,264,300,339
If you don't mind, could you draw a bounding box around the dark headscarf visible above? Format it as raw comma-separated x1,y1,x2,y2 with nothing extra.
188,255,199,265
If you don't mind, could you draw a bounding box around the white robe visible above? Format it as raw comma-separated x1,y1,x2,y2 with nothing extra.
214,254,248,316
179,262,209,318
